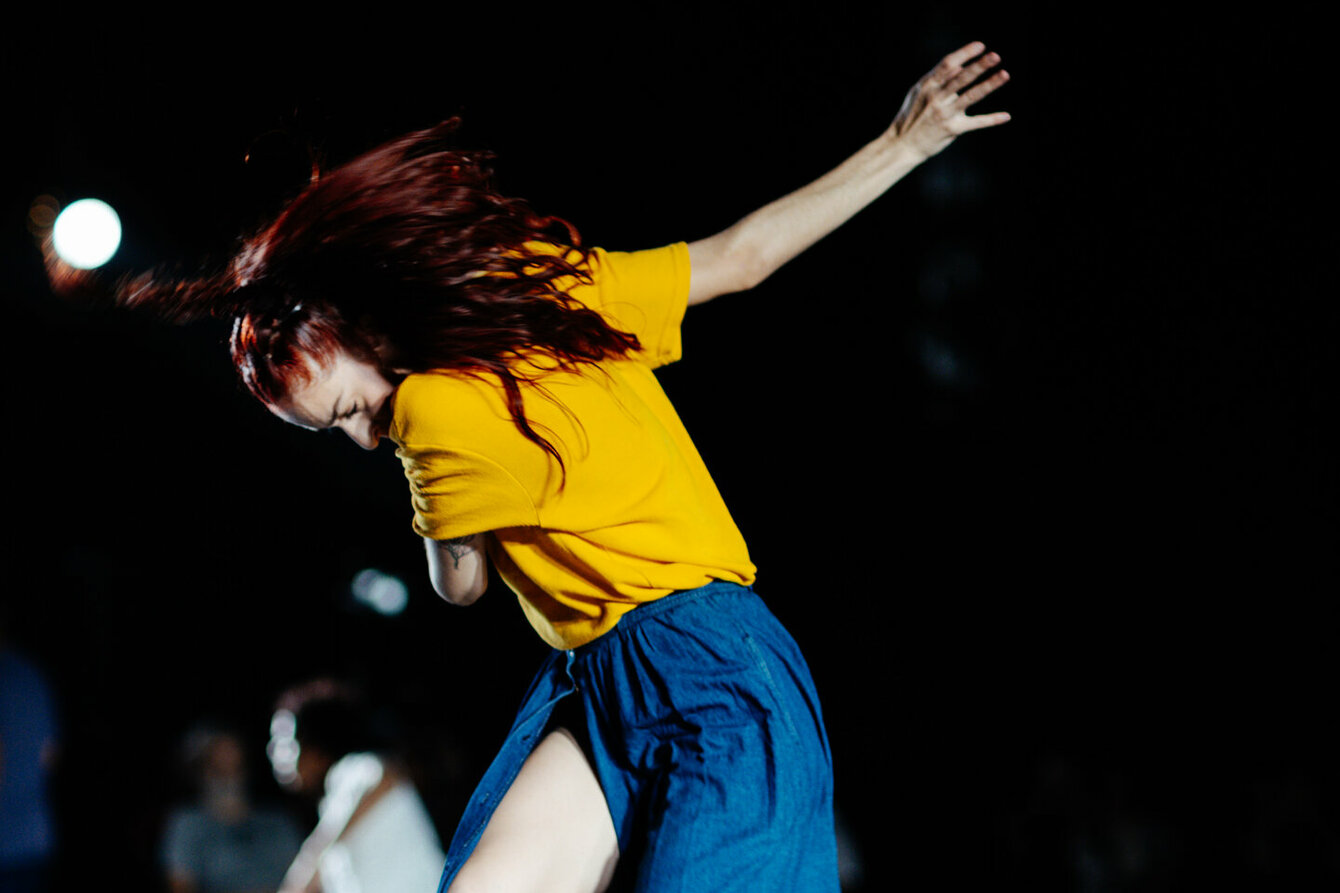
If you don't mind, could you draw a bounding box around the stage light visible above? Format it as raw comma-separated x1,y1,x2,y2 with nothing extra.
51,198,121,269
351,568,409,616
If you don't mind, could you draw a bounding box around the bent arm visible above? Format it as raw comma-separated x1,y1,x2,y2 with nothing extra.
687,42,1010,306
424,534,489,605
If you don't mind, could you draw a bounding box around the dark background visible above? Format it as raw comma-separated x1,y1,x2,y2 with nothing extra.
3,6,1333,890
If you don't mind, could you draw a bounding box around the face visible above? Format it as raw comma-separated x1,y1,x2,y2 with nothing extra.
204,734,246,783
271,349,397,450
201,735,248,813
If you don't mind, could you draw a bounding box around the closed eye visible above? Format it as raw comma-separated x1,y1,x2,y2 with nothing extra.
328,405,357,427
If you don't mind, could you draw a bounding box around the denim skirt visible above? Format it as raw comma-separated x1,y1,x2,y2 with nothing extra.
436,581,838,892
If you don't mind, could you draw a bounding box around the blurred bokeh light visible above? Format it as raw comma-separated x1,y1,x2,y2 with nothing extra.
351,568,409,616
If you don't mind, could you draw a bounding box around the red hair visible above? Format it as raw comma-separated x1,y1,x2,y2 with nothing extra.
120,120,640,464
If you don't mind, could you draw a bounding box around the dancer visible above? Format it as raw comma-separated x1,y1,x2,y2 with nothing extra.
122,42,1009,893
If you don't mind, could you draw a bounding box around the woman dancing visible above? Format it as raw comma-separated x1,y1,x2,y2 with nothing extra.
123,42,1008,893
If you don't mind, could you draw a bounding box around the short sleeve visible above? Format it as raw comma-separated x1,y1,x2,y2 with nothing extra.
391,375,541,540
400,445,539,540
563,243,690,369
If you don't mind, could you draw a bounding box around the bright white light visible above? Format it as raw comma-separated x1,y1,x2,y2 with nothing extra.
267,708,300,786
52,198,121,269
270,709,297,740
351,568,409,616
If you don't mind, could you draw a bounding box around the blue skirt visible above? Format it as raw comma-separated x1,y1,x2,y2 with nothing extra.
436,581,838,892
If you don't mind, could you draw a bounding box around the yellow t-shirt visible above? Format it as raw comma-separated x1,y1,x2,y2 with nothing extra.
389,242,756,649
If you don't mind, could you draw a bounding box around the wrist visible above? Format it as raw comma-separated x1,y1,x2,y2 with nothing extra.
874,131,930,170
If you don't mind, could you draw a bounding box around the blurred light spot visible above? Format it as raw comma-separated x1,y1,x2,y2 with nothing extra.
27,195,60,234
52,198,121,269
918,158,985,207
915,331,973,388
270,709,296,739
267,708,300,786
351,568,409,616
921,338,960,382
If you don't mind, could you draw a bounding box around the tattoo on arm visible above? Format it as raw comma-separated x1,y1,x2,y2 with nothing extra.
443,535,478,569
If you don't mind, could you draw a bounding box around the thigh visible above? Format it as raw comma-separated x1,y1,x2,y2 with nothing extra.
446,727,618,893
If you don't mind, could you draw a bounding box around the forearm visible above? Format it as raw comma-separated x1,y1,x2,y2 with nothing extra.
425,534,489,605
687,42,1009,306
279,831,329,893
689,134,924,302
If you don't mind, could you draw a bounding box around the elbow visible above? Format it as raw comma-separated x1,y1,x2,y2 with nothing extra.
689,231,772,305
722,238,772,294
732,264,769,294
425,535,488,606
432,575,486,607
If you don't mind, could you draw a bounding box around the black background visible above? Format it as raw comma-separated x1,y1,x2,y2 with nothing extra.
3,6,1333,890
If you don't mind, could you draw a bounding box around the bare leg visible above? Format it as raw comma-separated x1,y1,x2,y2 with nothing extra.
447,727,619,893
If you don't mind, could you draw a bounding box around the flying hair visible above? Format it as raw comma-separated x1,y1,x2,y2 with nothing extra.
118,120,643,466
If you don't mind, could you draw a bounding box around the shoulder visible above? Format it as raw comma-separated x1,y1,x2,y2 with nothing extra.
522,242,689,307
390,372,510,447
162,807,211,846
566,243,691,367
570,243,689,299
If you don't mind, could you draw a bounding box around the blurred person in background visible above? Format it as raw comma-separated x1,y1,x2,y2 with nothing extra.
160,724,302,893
0,620,60,893
268,679,444,893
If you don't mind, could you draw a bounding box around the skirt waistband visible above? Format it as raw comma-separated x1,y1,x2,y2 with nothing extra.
573,581,753,653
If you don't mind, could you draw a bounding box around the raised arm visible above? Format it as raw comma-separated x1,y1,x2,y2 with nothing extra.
686,41,1010,305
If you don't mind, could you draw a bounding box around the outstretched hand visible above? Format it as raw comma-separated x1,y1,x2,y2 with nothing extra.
888,42,1011,161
